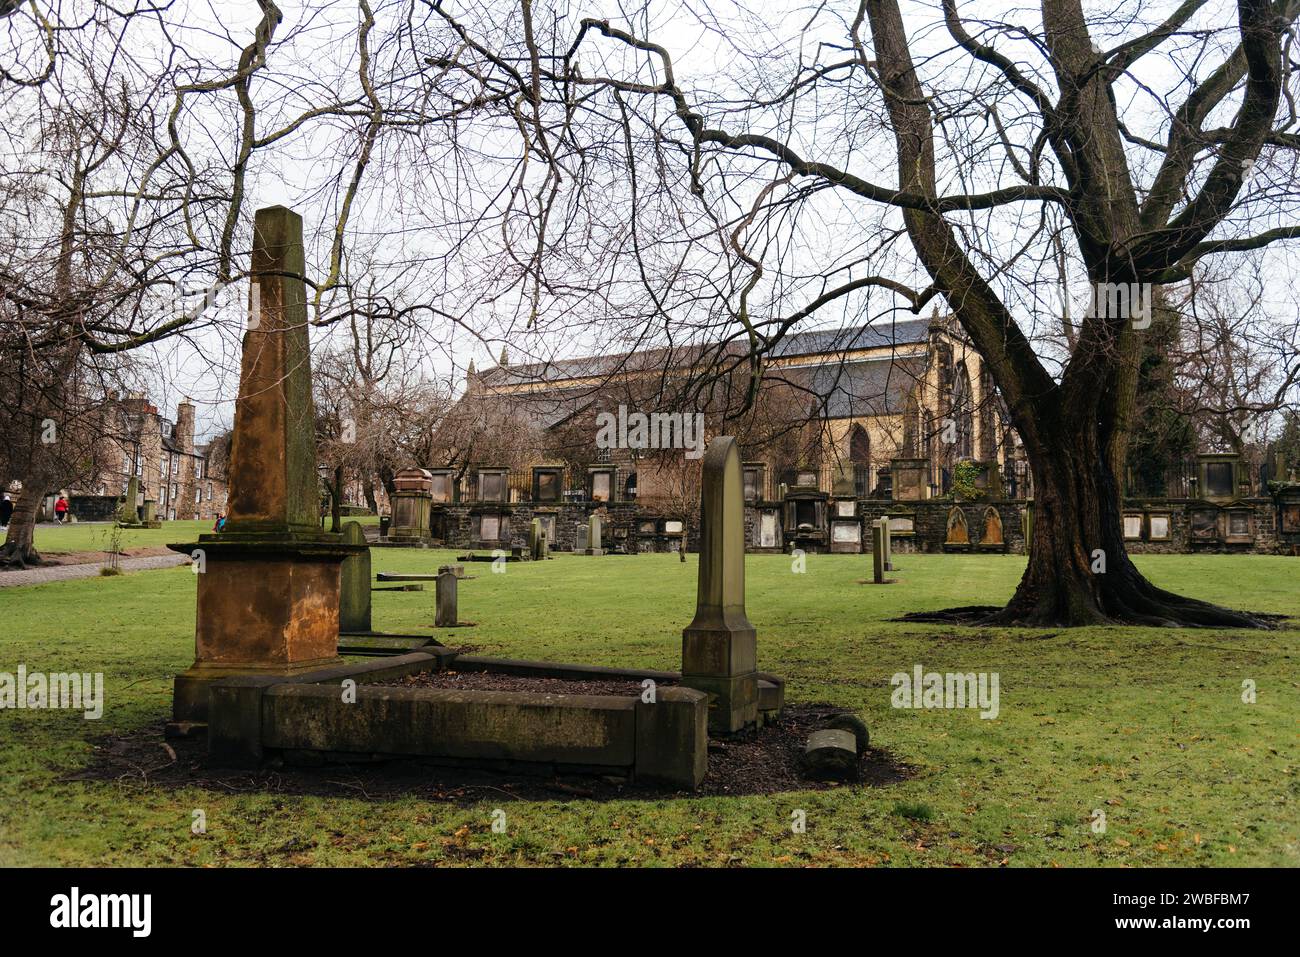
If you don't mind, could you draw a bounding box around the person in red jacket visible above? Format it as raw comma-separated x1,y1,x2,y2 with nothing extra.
54,495,70,523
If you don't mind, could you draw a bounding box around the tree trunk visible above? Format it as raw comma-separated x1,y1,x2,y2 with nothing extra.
989,423,1264,628
0,480,48,567
362,472,379,515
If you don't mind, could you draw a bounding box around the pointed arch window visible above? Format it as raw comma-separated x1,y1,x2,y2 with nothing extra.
952,362,974,459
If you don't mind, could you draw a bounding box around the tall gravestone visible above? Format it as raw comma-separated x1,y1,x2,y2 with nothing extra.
339,521,372,633
528,517,544,561
119,476,140,525
872,523,886,584
168,206,359,725
585,515,604,556
878,516,893,571
681,437,757,733
535,519,551,560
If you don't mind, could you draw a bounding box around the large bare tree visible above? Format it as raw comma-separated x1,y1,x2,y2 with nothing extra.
379,0,1300,626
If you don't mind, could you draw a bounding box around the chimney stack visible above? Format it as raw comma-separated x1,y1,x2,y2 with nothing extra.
175,398,196,454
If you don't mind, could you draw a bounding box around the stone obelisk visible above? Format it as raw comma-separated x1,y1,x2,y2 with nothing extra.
169,206,357,726
681,436,758,733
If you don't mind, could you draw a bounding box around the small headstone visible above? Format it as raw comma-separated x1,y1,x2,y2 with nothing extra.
339,521,372,633
872,523,886,583
945,506,970,546
802,729,859,781
823,713,869,756
435,570,458,627
878,516,893,571
575,522,589,552
982,506,1005,548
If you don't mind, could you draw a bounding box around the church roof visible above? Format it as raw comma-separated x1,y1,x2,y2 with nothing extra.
475,318,932,389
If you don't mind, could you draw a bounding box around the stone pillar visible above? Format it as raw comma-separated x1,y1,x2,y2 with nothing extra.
681,436,757,734
339,521,372,633
168,206,359,726
119,476,140,525
872,523,886,584
435,570,458,627
878,516,893,571
528,517,542,560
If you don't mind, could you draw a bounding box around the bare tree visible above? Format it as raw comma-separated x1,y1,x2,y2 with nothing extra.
377,0,1300,626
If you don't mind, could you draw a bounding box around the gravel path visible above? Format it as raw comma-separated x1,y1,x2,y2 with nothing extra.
0,554,188,588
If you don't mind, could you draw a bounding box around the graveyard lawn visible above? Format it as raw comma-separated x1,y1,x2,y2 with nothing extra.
1,550,1295,867
25,518,380,558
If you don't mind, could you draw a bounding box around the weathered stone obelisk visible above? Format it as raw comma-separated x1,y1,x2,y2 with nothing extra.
169,205,357,726
681,436,758,733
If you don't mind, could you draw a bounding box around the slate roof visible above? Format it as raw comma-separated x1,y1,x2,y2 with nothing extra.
800,355,926,417
476,319,932,389
768,318,930,359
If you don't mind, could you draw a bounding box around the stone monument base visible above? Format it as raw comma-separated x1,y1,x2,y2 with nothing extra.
171,657,343,727
167,533,360,725
682,625,759,734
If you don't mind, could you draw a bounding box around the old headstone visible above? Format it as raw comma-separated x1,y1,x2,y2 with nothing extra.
119,476,140,525
575,522,589,552
878,516,893,571
945,506,970,546
435,569,458,627
339,521,372,633
167,206,359,726
982,506,1005,549
681,436,758,734
586,515,604,556
824,713,869,755
529,517,545,560
802,729,858,781
871,522,886,584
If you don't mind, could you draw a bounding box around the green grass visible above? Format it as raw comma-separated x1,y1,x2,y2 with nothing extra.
1,547,1296,867
31,517,379,555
